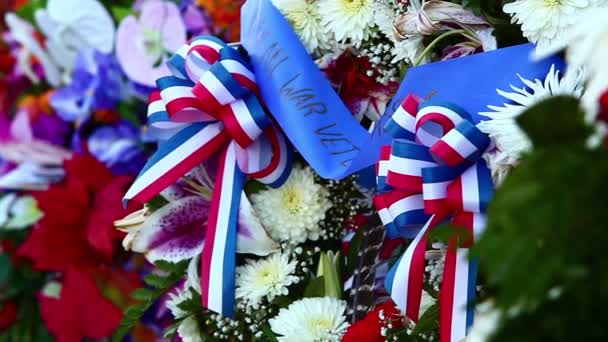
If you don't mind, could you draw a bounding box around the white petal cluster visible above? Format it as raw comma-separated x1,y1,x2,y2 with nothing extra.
553,7,608,118
235,252,299,309
272,0,332,53
478,65,583,183
269,297,349,342
251,166,332,244
318,0,376,46
503,0,608,53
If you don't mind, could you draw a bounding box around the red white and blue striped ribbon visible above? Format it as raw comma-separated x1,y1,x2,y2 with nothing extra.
123,35,292,317
377,94,493,342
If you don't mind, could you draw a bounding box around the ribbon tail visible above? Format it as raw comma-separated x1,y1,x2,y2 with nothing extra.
200,142,246,317
440,240,477,342
385,215,443,321
123,122,230,205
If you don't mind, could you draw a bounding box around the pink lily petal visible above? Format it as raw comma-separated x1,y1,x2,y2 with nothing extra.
131,196,208,263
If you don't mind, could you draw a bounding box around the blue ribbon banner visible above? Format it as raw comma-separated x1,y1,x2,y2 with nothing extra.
241,0,565,180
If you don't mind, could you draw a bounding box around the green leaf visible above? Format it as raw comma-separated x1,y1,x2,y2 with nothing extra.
317,252,342,299
113,261,189,341
15,0,47,23
303,276,325,298
517,96,592,148
131,288,155,301
412,303,439,335
244,180,268,194
0,255,12,288
144,273,170,288
146,195,170,213
163,318,185,339
110,5,134,23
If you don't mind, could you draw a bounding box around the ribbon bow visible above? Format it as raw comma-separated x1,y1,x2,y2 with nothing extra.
374,94,493,342
124,35,292,316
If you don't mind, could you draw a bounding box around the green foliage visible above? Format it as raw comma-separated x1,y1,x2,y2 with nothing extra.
412,304,439,336
472,96,608,340
113,260,189,341
462,0,526,48
316,252,342,299
15,0,47,23
303,276,326,298
146,194,170,212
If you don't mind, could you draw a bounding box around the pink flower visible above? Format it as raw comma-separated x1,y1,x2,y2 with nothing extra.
115,0,187,87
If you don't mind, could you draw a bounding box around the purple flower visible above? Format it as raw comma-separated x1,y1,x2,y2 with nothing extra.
30,113,71,146
180,0,213,36
51,49,124,123
82,120,147,176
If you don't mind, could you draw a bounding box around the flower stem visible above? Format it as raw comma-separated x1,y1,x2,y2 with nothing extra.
413,29,467,66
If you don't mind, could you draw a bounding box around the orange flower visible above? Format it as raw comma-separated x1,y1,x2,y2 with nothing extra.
196,0,245,41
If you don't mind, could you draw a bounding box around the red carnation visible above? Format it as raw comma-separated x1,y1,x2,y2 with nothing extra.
17,154,136,271
342,300,403,342
39,267,123,342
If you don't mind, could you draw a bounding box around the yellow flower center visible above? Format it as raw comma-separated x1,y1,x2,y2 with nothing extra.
339,0,367,14
543,0,562,6
308,317,333,332
282,188,302,215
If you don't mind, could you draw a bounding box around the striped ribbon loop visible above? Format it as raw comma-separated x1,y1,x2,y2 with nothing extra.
375,94,494,342
123,35,293,317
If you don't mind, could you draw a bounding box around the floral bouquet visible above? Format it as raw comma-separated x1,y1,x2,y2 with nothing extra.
2,0,608,341
0,0,244,341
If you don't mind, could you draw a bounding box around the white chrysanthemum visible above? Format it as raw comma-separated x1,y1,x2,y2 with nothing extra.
319,0,375,45
554,8,608,119
478,65,583,180
269,297,349,342
177,316,203,342
251,166,332,243
503,0,607,53
272,0,331,53
235,252,299,308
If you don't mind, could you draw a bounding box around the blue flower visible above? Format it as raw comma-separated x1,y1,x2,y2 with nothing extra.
51,49,124,124
84,120,147,176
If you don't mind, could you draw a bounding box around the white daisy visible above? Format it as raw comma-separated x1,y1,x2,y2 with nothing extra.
478,65,583,182
503,0,608,53
235,252,299,309
269,297,349,342
251,166,332,243
319,0,376,46
272,0,331,53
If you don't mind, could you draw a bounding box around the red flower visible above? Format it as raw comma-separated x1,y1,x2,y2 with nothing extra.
323,52,398,119
342,300,403,342
0,300,17,332
598,90,608,125
39,267,122,342
17,154,136,271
